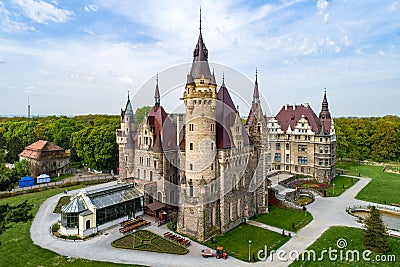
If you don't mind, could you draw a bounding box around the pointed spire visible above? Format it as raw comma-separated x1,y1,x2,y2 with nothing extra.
222,72,225,87
190,8,211,79
319,89,331,120
210,68,216,84
252,68,260,104
155,73,160,107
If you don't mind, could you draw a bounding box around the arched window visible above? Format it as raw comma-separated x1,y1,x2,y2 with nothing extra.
157,192,163,202
257,123,262,133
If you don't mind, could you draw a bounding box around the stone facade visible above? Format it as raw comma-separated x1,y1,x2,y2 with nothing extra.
116,15,335,242
266,97,336,183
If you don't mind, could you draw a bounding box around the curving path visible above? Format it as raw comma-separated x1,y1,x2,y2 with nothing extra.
31,176,385,266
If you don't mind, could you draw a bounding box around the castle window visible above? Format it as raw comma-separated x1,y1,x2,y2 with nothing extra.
237,198,241,217
143,170,146,179
137,169,140,178
194,100,197,105
286,154,290,163
286,143,290,150
212,206,216,226
301,167,304,173
199,100,201,104
189,186,193,197
189,142,193,150
319,159,323,166
295,166,298,172
200,79,204,84
325,146,329,153
286,165,289,171
189,123,194,131
211,163,214,170
320,147,324,153
211,142,214,150
150,171,153,181
147,158,150,166
190,164,193,170
298,145,307,152
295,135,300,140
257,123,261,133
154,160,157,169
274,153,281,162
275,143,281,150
298,156,307,164
320,138,323,142
210,124,215,132
145,137,148,145
325,159,329,166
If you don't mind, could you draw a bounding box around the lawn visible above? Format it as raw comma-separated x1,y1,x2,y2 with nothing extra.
337,161,400,205
112,230,189,255
0,185,144,267
325,175,359,197
53,195,71,213
290,226,400,267
205,223,290,262
52,173,75,182
253,205,313,232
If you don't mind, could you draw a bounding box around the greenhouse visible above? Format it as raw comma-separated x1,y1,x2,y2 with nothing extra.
60,183,144,237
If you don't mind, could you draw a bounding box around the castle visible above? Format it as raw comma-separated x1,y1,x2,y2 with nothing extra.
116,14,335,242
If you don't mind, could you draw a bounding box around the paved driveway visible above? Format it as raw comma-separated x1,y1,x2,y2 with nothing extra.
31,176,381,266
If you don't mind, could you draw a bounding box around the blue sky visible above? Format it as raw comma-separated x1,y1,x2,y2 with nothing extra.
0,0,399,117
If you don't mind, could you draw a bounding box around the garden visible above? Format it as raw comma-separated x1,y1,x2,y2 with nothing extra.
112,230,189,255
0,185,144,267
53,196,71,213
290,226,400,267
253,205,313,232
205,223,290,262
337,161,400,205
286,175,359,197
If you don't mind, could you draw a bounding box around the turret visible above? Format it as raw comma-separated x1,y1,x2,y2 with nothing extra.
319,90,331,120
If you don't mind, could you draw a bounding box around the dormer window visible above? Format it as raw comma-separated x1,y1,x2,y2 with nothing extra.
200,80,204,84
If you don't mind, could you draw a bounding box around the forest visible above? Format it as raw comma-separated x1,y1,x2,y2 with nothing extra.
0,110,399,180
0,106,151,190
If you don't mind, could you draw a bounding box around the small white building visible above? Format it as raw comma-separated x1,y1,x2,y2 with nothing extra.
60,183,143,238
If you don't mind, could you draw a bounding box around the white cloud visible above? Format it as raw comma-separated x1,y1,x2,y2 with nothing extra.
84,4,99,13
378,50,385,56
12,0,73,24
0,2,36,32
316,0,329,15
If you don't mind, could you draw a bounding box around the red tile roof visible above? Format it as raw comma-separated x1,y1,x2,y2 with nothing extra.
275,104,325,133
19,140,68,160
146,106,177,151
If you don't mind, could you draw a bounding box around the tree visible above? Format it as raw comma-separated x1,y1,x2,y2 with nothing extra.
135,106,152,124
363,206,389,253
0,165,18,191
0,200,33,244
14,159,30,177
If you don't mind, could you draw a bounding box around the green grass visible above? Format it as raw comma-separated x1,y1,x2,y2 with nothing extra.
337,161,400,205
295,195,313,206
53,195,71,213
290,226,400,267
253,206,313,232
112,230,189,255
0,185,144,267
325,175,359,197
205,223,290,262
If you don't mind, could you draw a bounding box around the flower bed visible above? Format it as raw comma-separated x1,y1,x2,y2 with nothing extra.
112,230,189,255
287,179,330,191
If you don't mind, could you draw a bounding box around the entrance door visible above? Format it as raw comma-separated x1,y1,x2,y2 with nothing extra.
86,220,90,229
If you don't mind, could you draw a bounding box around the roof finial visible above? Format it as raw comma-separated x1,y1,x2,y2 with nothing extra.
199,7,202,33
255,68,258,84
156,72,159,85
127,90,130,101
155,73,160,107
222,72,225,84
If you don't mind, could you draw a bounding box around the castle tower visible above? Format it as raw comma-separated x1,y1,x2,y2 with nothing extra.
177,9,219,241
319,90,331,120
116,93,137,180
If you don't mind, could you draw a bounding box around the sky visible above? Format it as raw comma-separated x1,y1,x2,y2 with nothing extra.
0,0,399,117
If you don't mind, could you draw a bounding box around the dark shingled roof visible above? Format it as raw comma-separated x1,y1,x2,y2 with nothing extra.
216,82,250,149
275,104,323,133
146,105,177,151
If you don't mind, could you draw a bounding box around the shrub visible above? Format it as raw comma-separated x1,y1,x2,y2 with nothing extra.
52,223,60,232
167,218,177,231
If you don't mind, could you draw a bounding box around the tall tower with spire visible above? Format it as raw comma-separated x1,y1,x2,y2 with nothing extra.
177,9,219,241
116,92,137,180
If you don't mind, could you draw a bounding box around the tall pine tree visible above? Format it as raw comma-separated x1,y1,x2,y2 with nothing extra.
363,206,389,253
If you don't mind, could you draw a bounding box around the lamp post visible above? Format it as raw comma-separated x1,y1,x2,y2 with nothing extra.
248,240,252,262
333,183,335,195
